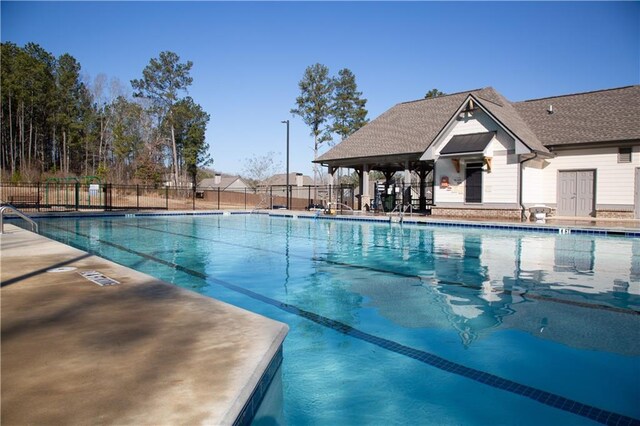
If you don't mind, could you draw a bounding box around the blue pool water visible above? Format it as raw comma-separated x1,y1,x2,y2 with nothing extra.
33,214,640,425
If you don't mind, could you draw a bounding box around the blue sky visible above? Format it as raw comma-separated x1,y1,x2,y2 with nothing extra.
2,1,639,177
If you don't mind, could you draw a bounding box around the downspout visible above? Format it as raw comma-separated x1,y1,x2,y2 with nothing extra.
518,152,538,222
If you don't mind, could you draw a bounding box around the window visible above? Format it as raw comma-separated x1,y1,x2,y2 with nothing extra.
618,147,632,163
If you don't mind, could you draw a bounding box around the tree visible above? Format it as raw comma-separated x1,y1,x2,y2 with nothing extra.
425,88,445,99
110,96,145,180
291,63,334,186
242,151,282,190
131,51,193,187
331,68,368,141
54,53,87,174
1,42,57,177
171,97,211,187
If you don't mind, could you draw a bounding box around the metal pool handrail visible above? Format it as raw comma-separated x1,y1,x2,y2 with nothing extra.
327,202,354,213
0,205,38,234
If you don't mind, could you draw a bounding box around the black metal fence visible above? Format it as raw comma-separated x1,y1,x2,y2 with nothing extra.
0,181,432,213
372,181,434,212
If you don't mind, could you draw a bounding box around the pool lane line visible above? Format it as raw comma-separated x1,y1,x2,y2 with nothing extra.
107,219,640,317
138,215,621,290
149,214,600,259
41,222,640,426
135,215,468,260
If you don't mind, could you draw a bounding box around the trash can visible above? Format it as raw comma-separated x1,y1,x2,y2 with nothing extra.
383,194,395,212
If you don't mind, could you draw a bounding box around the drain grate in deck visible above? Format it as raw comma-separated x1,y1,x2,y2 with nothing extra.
79,271,120,286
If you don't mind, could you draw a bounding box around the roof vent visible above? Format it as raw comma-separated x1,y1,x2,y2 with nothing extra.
547,104,554,114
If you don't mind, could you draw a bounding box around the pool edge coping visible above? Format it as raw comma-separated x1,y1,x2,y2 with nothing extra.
0,224,289,426
13,209,636,237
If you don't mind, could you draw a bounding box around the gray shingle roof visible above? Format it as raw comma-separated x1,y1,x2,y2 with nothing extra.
316,85,640,164
514,85,640,146
263,173,314,186
471,88,548,153
316,89,474,162
198,176,246,190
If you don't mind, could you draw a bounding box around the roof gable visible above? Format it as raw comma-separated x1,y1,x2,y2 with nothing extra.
468,89,548,154
316,90,475,162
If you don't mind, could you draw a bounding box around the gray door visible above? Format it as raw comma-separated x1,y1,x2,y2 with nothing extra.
635,168,640,219
558,171,577,216
558,170,595,217
576,171,595,217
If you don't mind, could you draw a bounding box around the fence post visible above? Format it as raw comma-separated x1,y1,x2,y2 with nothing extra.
217,187,220,210
136,185,140,210
75,182,80,211
165,186,169,210
244,188,247,210
351,185,355,208
192,187,195,211
37,182,41,212
270,187,273,209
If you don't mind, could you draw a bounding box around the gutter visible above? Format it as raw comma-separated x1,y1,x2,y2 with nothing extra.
518,152,539,221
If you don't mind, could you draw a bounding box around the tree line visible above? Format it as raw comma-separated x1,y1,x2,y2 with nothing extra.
1,43,210,185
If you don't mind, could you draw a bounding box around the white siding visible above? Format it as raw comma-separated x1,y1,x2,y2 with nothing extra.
522,161,545,205
483,132,518,203
538,146,640,206
435,156,464,203
432,109,519,205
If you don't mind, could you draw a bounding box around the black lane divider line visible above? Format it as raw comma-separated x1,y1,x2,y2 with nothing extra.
143,215,461,259
86,214,610,283
222,214,600,256
147,214,600,260
42,222,640,426
110,220,640,317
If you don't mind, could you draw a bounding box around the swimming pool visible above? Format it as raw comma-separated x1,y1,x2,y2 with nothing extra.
33,214,640,425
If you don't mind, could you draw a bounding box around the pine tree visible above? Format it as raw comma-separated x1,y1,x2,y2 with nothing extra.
291,63,334,186
331,68,368,142
171,97,211,187
131,51,193,187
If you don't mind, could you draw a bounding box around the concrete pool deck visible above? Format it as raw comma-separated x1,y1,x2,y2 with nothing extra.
1,224,288,425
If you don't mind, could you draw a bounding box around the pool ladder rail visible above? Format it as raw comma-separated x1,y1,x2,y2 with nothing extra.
325,202,363,216
388,204,413,223
0,204,38,234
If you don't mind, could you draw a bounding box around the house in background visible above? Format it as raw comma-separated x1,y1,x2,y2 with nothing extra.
262,173,317,204
263,172,314,187
197,174,251,193
315,85,640,219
